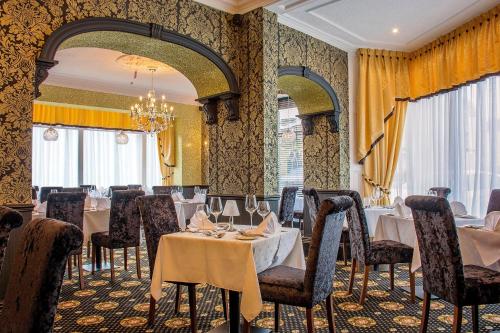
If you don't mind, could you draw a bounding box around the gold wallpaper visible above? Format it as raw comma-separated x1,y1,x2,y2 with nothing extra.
278,75,334,114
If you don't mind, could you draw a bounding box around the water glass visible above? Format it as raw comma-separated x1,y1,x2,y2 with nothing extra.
245,194,257,228
210,197,223,229
257,201,270,222
195,204,210,230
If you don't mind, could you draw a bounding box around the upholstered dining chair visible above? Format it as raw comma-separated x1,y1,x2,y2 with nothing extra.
46,192,86,289
336,190,415,304
91,190,144,281
0,218,82,333
39,186,63,203
278,186,298,227
136,194,228,331
108,185,128,197
152,186,173,195
429,186,451,199
79,184,96,191
405,195,500,333
0,206,23,273
486,189,500,214
256,196,353,333
127,184,142,190
61,187,84,193
31,187,38,200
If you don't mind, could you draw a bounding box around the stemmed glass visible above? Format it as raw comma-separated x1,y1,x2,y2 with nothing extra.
245,195,257,229
210,197,223,229
195,204,210,231
371,186,382,207
194,186,200,195
257,201,270,222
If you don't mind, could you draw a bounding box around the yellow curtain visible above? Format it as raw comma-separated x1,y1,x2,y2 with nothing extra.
409,5,500,99
157,125,176,185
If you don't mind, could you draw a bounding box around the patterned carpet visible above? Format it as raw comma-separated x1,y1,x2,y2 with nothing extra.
55,245,500,332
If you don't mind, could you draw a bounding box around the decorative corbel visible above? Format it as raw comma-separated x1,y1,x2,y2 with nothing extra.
326,111,340,133
199,99,218,125
297,110,339,136
196,92,240,125
220,92,240,121
34,58,58,98
300,117,314,135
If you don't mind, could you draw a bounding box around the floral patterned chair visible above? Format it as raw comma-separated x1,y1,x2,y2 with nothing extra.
429,186,451,199
486,189,500,214
91,190,144,281
46,192,86,289
278,186,298,227
338,190,415,304
152,186,173,195
0,206,23,274
0,218,82,333
127,184,142,190
108,185,128,198
61,187,84,193
257,196,353,332
39,186,63,203
406,195,500,333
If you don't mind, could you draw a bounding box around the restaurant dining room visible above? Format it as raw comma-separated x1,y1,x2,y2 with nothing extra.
0,0,499,332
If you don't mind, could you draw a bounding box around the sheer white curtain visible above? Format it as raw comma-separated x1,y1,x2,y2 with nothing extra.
145,134,162,188
32,126,79,187
392,75,500,216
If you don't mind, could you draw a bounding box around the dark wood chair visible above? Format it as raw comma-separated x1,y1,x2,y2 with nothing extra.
257,196,353,332
0,218,82,332
91,190,144,282
136,194,228,332
0,206,23,273
338,190,415,304
152,186,173,195
406,195,500,333
486,189,500,214
39,186,63,203
429,186,451,199
278,186,298,227
61,187,84,193
127,184,142,190
46,192,86,289
108,185,128,197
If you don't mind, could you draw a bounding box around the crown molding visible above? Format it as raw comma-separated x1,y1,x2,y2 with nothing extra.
194,0,278,14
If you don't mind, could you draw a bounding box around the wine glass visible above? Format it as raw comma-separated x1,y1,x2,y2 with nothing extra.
194,186,200,195
371,186,382,207
195,204,210,230
245,195,257,229
210,197,223,229
257,201,270,222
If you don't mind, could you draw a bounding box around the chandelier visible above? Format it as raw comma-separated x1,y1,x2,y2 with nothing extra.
115,130,129,144
43,127,59,141
130,68,174,134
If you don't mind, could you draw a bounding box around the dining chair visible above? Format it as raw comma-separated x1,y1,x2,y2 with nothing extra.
0,218,82,333
91,190,144,282
79,184,96,191
46,192,86,289
486,189,500,214
152,186,173,195
0,206,23,273
61,187,84,193
405,195,500,333
336,190,415,304
429,187,451,199
39,186,63,203
136,194,228,331
127,184,142,190
278,186,298,227
108,185,128,197
31,187,38,200
256,196,353,333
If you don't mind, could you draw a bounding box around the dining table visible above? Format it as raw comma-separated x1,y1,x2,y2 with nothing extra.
363,206,395,236
150,226,305,333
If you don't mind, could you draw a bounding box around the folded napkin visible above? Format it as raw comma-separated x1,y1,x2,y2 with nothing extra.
244,212,281,236
189,211,215,230
484,211,500,232
190,194,206,204
395,202,412,218
450,201,468,216
171,192,185,202
84,195,91,210
393,196,404,206
96,197,111,210
37,201,47,213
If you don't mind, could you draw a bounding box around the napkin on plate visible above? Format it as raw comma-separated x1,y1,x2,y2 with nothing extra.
450,201,468,216
484,211,500,232
244,212,281,236
189,211,215,230
395,202,412,218
171,192,185,202
190,194,206,204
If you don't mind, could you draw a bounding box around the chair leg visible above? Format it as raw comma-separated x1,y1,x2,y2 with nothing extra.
243,318,251,333
452,306,462,333
342,242,348,266
103,248,107,263
175,284,182,313
306,307,315,333
188,284,197,333
326,294,336,333
67,256,72,279
359,265,370,305
135,246,141,279
274,302,280,331
347,258,357,294
109,249,115,282
409,264,416,303
77,254,84,290
221,289,228,320
471,305,479,333
419,291,431,333
91,244,96,274
87,241,91,258
389,264,394,290
124,247,128,271
148,295,156,326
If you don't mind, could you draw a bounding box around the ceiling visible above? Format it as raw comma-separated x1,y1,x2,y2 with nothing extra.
46,48,199,105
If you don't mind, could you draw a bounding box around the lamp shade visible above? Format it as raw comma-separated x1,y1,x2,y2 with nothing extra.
222,200,240,216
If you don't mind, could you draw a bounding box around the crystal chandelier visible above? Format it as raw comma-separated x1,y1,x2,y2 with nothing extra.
115,130,129,144
43,127,59,141
130,67,174,134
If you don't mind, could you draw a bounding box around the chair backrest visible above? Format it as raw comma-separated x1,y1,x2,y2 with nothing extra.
79,185,96,191
61,187,84,193
32,187,37,200
0,218,82,332
108,186,128,197
0,206,23,273
278,186,298,224
304,196,353,304
303,188,320,228
429,187,451,199
152,186,173,195
136,195,179,278
128,184,142,190
39,186,63,203
487,189,500,214
331,190,371,265
405,195,465,305
46,192,86,231
108,190,144,246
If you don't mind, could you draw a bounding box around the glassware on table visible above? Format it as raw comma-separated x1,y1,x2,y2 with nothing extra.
209,197,223,229
194,204,211,231
50,189,58,194
245,194,257,229
371,186,383,207
257,201,270,222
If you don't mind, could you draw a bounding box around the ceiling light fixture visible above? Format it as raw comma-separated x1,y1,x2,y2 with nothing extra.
115,130,129,144
392,27,399,34
43,127,59,141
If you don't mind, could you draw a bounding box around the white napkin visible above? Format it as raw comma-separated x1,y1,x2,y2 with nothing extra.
38,201,47,213
96,197,111,210
84,195,91,210
189,211,215,230
171,192,185,202
190,194,206,204
393,196,404,206
450,201,468,216
395,202,412,218
484,211,500,232
245,212,281,236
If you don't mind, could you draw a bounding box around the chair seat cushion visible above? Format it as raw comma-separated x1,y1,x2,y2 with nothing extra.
368,240,413,265
258,265,311,307
91,232,137,249
258,265,305,290
463,265,500,305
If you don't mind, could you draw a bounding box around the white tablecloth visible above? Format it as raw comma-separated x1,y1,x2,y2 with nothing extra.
175,201,201,230
151,227,305,321
364,207,394,236
33,209,110,243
